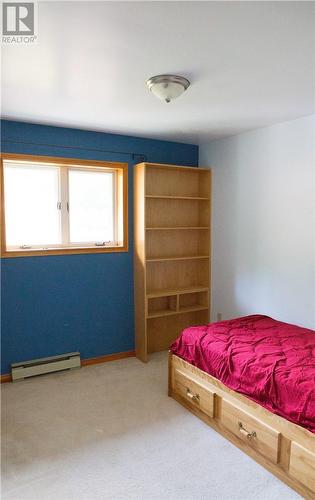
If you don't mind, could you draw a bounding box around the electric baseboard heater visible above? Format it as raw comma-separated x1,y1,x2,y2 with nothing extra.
11,352,81,381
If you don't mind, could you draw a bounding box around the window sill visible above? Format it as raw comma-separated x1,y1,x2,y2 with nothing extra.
1,245,128,258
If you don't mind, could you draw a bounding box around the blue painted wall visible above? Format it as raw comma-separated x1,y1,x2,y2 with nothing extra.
1,120,198,374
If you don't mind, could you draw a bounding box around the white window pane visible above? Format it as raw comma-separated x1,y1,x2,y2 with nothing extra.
69,169,114,243
4,163,61,247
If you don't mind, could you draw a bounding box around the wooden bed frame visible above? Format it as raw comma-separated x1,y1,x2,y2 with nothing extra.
168,352,315,499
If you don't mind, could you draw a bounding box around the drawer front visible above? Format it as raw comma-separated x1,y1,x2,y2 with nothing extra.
221,399,280,464
290,442,315,493
174,368,215,418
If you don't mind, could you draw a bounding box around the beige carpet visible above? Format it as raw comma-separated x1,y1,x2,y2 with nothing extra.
1,352,299,500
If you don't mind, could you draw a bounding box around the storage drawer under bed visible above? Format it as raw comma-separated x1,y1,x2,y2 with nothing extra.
221,398,281,464
173,367,215,419
289,442,315,492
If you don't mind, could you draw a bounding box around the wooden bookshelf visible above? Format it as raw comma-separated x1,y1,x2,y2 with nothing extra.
134,162,211,362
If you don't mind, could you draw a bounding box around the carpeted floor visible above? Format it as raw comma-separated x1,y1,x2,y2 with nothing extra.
1,352,300,500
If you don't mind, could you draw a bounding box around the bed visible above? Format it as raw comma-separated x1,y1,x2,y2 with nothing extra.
168,315,315,498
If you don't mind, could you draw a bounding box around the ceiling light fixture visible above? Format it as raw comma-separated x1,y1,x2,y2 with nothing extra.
146,74,190,103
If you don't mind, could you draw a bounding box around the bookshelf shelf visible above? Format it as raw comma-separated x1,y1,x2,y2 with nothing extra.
146,255,209,263
145,195,209,201
147,285,209,298
146,227,209,230
147,305,209,319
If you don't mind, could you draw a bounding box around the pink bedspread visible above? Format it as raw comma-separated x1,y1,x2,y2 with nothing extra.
171,315,315,433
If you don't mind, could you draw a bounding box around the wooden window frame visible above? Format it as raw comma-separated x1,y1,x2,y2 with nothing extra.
0,153,128,257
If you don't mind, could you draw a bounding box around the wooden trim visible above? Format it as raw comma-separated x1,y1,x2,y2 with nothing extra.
136,162,207,172
0,159,5,258
0,350,136,382
169,353,315,499
0,374,12,383
1,247,129,258
81,350,135,367
1,246,129,258
122,160,128,252
0,153,129,258
1,153,127,171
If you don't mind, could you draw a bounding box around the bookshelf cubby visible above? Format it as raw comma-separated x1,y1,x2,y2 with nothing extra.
134,163,211,362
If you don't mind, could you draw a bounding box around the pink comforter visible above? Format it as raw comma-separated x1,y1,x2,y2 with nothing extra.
171,315,315,433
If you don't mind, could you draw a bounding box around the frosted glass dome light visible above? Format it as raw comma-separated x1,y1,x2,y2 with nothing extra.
146,75,190,103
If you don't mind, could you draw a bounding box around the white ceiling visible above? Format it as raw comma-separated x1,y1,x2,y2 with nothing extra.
2,1,315,144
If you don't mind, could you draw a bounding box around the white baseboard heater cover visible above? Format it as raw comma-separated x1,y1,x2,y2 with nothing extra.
11,352,81,381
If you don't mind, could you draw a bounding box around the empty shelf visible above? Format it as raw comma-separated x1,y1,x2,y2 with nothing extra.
145,195,210,201
146,255,210,262
147,285,209,298
146,227,209,230
147,304,209,319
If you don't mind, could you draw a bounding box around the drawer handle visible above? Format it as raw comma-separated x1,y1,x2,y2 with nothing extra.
238,422,257,440
186,388,200,402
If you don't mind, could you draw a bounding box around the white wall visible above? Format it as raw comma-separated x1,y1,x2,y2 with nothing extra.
200,115,315,329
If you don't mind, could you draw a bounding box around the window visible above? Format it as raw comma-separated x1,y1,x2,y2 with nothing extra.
1,154,128,256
